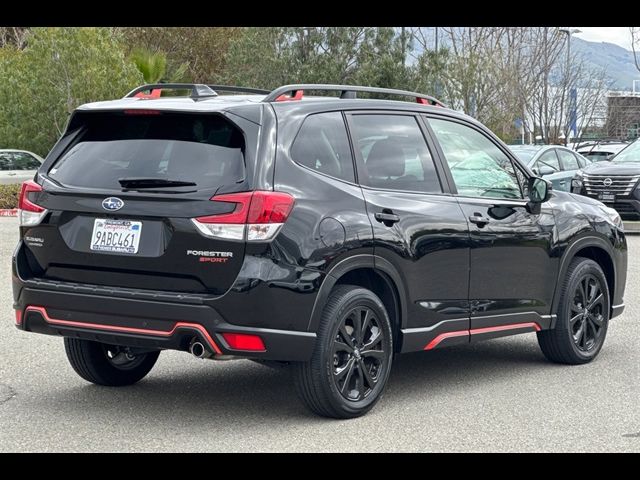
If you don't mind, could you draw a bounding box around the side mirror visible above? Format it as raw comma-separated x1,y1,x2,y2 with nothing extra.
528,177,552,204
538,165,555,176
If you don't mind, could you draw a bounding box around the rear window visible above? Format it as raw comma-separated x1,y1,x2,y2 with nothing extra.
49,112,245,190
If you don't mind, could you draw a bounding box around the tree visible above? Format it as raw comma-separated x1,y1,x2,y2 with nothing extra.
631,27,640,73
224,27,414,92
115,27,239,83
0,28,142,156
130,48,187,83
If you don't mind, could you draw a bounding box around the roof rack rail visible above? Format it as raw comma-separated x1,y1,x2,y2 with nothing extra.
124,83,218,100
207,85,270,95
262,84,446,107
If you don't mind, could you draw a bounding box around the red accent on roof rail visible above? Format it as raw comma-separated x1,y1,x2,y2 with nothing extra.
275,90,304,102
134,88,162,99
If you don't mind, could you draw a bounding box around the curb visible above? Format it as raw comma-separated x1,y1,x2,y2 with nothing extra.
0,209,18,217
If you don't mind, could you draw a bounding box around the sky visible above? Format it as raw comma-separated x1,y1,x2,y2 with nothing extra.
576,27,636,50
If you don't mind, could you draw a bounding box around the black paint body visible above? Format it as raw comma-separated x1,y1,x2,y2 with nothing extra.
12,97,627,361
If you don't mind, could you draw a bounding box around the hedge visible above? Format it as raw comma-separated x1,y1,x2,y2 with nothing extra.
0,184,21,209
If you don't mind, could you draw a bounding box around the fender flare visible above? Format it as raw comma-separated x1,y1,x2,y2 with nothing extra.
306,254,408,332
551,234,616,324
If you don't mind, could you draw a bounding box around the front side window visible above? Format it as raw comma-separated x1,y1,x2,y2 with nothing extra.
557,149,579,171
350,114,441,193
290,112,355,183
535,150,560,172
428,118,522,199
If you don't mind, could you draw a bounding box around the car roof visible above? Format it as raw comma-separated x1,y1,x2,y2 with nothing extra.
77,94,266,112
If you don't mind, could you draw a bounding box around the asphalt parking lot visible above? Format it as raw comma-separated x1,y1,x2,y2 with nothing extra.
0,216,638,452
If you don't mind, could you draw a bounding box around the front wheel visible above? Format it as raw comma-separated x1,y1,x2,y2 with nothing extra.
293,285,394,419
64,338,160,386
538,257,610,364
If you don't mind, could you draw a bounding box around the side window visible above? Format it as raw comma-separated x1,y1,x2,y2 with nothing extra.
0,152,13,171
428,118,523,199
575,153,588,167
349,114,441,193
12,152,41,170
557,149,579,171
535,150,560,172
290,112,355,183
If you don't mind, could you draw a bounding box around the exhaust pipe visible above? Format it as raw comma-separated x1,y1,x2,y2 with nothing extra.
189,340,212,359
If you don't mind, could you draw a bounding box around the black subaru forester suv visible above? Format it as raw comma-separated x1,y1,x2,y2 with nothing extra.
12,83,627,418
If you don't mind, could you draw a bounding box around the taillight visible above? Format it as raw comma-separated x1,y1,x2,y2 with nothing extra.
192,191,295,242
222,332,266,351
18,180,47,227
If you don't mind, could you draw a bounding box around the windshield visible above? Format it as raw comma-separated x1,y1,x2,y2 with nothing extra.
509,148,538,163
49,112,245,190
612,140,640,163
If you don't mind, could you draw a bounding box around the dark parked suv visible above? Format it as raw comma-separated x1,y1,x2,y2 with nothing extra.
12,83,627,418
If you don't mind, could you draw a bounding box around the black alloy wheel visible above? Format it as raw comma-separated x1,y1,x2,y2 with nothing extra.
293,285,393,418
538,257,610,364
332,306,386,402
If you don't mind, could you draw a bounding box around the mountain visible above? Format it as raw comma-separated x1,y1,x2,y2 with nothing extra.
410,28,640,91
571,37,639,90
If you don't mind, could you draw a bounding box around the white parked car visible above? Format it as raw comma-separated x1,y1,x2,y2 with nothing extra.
0,149,44,184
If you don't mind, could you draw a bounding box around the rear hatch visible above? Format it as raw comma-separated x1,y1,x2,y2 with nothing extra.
22,110,256,295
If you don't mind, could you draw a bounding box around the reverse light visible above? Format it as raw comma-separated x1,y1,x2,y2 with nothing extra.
222,332,266,351
192,191,295,242
18,180,48,227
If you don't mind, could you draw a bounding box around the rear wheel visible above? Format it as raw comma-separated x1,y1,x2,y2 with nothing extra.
64,338,160,386
538,257,610,364
293,285,393,419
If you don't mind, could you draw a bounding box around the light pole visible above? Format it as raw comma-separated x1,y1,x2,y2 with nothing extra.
559,28,582,145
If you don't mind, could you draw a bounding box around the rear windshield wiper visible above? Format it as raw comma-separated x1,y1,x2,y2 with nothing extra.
118,177,197,189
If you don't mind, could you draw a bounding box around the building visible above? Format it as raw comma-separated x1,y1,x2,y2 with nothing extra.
606,91,640,140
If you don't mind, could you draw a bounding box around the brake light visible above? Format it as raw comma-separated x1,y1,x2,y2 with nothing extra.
222,332,266,351
123,109,162,115
192,191,295,242
15,309,22,326
18,180,47,227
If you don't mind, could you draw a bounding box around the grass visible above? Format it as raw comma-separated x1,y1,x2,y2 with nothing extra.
0,184,21,209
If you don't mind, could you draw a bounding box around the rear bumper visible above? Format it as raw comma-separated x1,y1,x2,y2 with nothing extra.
13,286,316,362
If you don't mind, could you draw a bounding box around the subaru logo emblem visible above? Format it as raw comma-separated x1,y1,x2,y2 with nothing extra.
603,178,613,187
102,197,124,211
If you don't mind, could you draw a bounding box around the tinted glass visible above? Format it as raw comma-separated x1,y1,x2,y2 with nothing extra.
429,118,522,199
557,149,579,170
535,150,560,172
11,152,41,170
350,115,441,193
49,113,245,190
290,112,354,182
0,152,14,171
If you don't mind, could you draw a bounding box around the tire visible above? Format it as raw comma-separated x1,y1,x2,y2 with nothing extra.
64,338,160,386
293,285,393,419
538,257,610,365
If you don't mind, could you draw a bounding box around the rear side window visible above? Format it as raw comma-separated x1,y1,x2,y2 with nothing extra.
290,112,355,183
350,114,441,193
49,112,245,190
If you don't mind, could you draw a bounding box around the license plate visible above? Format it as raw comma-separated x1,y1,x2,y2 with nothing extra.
90,219,142,254
599,193,616,202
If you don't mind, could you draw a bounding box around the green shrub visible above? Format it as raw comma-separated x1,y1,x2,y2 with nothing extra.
0,184,21,209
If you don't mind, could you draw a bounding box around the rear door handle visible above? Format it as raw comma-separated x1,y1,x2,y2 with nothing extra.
468,214,490,227
375,212,400,226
